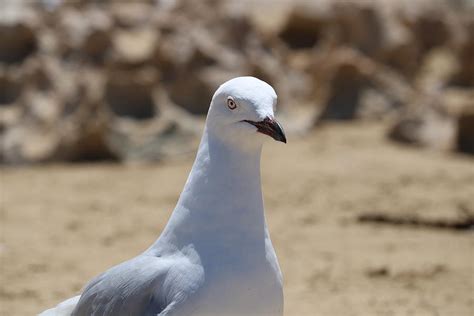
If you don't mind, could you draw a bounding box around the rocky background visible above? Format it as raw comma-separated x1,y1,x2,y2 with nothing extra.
2,2,474,315
1,0,474,164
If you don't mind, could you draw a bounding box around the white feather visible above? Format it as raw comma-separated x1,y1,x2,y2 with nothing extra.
39,77,284,316
38,295,80,316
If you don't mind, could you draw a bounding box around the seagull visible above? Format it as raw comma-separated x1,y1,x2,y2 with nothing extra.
39,76,286,316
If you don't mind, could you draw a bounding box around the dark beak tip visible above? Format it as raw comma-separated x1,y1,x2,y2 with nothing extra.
243,117,287,143
273,119,287,144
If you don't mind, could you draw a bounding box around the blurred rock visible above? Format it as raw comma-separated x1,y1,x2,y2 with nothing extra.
81,29,111,63
389,88,474,154
106,89,202,162
276,3,330,50
112,28,157,65
442,88,474,154
415,49,459,91
378,15,421,78
0,3,39,65
451,15,474,86
332,2,383,57
166,69,217,115
111,2,153,28
1,0,473,163
0,24,38,64
457,112,474,154
24,90,61,124
57,6,112,60
388,106,457,151
105,69,158,120
1,125,60,164
0,71,22,106
410,9,451,53
316,49,375,120
357,88,395,120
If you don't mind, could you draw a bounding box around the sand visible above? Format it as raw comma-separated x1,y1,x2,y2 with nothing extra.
1,122,473,316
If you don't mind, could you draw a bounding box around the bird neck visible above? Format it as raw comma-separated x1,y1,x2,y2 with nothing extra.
156,127,267,248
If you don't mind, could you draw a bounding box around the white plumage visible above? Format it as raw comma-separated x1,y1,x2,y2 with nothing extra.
39,76,286,316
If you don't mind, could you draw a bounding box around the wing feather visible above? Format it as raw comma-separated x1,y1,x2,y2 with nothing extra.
72,255,168,316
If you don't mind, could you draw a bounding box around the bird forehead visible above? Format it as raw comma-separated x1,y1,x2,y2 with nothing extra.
216,77,276,108
234,88,275,108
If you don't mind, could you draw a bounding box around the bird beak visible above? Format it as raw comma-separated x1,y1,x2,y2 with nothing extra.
243,117,287,143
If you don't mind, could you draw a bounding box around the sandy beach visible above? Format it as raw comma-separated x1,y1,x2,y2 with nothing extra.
1,122,473,316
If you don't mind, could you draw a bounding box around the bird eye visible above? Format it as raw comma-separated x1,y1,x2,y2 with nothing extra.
227,97,237,110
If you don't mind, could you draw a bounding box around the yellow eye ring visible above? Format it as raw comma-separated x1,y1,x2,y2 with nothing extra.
227,97,237,110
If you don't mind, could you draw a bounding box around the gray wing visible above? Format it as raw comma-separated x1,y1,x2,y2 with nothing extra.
72,254,171,316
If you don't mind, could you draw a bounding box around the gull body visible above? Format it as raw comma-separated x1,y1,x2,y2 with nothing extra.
40,76,285,316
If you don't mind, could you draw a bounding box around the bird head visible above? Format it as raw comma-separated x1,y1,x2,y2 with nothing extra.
206,76,286,147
